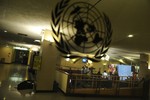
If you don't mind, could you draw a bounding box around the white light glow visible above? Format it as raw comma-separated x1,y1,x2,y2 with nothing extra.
128,34,134,38
10,77,23,82
105,55,110,61
88,60,93,64
101,55,109,61
72,59,76,62
41,30,54,42
103,63,107,65
13,47,28,51
29,26,44,35
31,46,40,51
66,58,70,61
119,59,125,63
67,54,70,57
34,40,41,43
148,55,150,69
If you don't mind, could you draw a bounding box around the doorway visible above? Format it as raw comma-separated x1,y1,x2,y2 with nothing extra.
15,50,29,65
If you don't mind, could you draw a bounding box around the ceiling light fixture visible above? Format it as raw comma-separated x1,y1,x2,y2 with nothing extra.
66,58,70,61
13,47,28,51
127,34,134,38
34,40,41,43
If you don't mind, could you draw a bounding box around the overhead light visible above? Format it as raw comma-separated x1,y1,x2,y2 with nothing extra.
41,30,54,42
119,59,125,63
66,58,70,61
34,40,41,43
148,55,150,69
31,47,40,51
88,60,93,64
13,47,28,51
127,34,134,38
67,54,70,57
72,59,76,62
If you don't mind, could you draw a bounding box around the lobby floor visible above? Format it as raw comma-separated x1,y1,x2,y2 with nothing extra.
0,63,142,100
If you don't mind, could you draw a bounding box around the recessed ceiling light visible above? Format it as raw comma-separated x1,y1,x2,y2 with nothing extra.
127,34,134,38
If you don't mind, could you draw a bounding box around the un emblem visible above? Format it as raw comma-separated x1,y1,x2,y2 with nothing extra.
51,0,112,62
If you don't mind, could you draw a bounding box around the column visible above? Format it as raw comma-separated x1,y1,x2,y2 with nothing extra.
36,30,60,91
139,54,150,78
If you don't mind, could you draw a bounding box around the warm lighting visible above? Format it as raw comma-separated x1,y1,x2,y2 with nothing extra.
72,59,76,62
105,55,110,61
119,59,125,63
29,26,44,35
67,54,70,57
66,58,70,61
101,57,105,60
41,30,54,42
34,40,41,43
13,47,28,51
127,34,134,38
124,57,134,61
43,35,54,42
88,60,93,64
103,63,107,65
148,55,150,69
101,54,109,61
31,46,40,51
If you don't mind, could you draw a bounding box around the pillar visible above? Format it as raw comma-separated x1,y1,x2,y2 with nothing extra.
36,30,60,91
139,54,150,78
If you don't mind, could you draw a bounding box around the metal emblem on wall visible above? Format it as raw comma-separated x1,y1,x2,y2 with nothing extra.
51,0,112,62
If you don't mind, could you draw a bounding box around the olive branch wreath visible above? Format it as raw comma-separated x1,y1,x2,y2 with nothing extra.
51,0,112,62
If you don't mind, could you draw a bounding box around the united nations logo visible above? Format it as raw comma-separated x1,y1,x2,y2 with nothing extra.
51,0,112,62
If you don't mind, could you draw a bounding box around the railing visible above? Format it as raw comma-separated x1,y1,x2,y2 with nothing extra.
66,74,143,97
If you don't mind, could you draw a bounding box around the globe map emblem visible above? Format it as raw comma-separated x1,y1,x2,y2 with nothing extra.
61,2,106,53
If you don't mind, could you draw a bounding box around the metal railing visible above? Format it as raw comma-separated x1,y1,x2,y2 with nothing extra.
66,74,143,97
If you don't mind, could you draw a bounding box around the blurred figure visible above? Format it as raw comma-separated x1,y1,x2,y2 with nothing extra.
102,70,108,78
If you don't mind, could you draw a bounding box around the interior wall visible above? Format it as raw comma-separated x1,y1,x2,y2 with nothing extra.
0,46,14,63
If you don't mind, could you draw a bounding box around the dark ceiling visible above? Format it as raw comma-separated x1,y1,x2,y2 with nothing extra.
0,0,150,63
